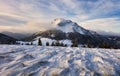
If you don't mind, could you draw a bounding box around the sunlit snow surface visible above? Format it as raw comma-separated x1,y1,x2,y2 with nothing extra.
0,45,120,76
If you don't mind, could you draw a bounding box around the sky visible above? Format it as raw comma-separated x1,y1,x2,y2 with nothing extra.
0,0,120,35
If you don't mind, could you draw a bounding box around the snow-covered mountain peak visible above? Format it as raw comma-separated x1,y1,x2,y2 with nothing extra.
52,18,92,35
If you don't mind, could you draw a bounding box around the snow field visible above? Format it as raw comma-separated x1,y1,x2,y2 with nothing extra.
0,45,120,76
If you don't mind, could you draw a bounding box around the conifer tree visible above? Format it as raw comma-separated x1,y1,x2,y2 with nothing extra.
46,42,49,46
72,38,78,47
60,42,64,46
38,38,42,45
55,41,60,46
51,42,55,46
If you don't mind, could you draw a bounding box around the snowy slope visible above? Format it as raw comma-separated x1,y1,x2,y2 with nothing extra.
52,18,94,35
0,45,120,76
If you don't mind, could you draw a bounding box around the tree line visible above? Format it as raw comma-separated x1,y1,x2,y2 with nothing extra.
38,38,77,47
37,38,115,48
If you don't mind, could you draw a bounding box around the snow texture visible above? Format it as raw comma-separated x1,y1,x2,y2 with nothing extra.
0,45,120,76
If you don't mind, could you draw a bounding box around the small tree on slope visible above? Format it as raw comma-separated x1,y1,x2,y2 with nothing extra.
38,38,42,45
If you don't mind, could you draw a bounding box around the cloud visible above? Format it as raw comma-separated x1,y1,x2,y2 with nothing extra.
79,17,120,33
88,0,120,17
0,22,51,33
0,0,120,34
0,14,27,26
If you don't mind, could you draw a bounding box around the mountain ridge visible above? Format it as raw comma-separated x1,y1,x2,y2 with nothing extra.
0,33,17,44
52,18,97,35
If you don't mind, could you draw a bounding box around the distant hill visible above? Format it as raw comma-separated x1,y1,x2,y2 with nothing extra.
1,31,32,40
0,33,17,44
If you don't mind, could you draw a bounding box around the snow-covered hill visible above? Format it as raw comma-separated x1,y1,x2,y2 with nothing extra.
52,18,95,35
0,45,120,76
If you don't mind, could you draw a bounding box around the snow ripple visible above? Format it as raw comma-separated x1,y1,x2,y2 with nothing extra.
0,45,120,76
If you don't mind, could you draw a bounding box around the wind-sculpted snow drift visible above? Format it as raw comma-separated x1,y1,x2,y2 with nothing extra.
0,45,120,76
